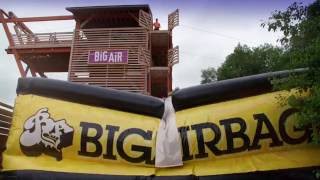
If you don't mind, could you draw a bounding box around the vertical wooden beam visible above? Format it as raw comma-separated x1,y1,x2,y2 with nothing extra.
169,68,172,92
67,20,79,81
0,11,26,77
147,71,151,94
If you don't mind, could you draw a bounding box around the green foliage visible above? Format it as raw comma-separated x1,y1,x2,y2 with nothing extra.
200,67,217,84
261,2,307,45
200,1,320,147
216,43,285,80
264,0,320,145
200,1,320,176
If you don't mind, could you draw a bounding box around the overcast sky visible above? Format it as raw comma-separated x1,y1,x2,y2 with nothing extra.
0,0,313,105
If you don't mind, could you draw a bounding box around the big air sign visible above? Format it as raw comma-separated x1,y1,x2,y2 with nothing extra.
88,50,128,64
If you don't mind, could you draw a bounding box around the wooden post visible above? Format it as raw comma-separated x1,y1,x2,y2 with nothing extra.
67,20,80,81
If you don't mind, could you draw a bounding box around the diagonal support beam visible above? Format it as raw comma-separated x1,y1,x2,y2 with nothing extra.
24,65,30,76
9,11,33,35
38,72,47,78
80,15,94,29
129,12,139,23
0,11,25,77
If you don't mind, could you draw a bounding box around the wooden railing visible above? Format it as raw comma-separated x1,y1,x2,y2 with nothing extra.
139,10,152,30
168,46,179,66
11,31,73,48
0,101,13,169
168,9,179,31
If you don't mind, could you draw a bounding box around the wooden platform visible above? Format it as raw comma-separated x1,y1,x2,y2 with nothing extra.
6,32,73,74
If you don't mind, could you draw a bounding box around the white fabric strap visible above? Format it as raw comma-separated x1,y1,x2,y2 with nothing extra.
155,96,183,168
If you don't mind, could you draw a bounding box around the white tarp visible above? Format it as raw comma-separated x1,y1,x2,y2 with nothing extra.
155,96,183,167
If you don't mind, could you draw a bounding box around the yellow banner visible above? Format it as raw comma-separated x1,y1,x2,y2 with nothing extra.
3,92,320,176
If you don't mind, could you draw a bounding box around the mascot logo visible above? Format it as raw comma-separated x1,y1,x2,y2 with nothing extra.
20,108,74,161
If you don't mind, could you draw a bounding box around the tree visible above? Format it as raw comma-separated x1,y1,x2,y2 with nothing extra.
263,0,320,143
200,67,217,84
216,43,285,80
200,3,320,145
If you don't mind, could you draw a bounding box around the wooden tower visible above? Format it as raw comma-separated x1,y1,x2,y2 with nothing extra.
0,5,179,97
